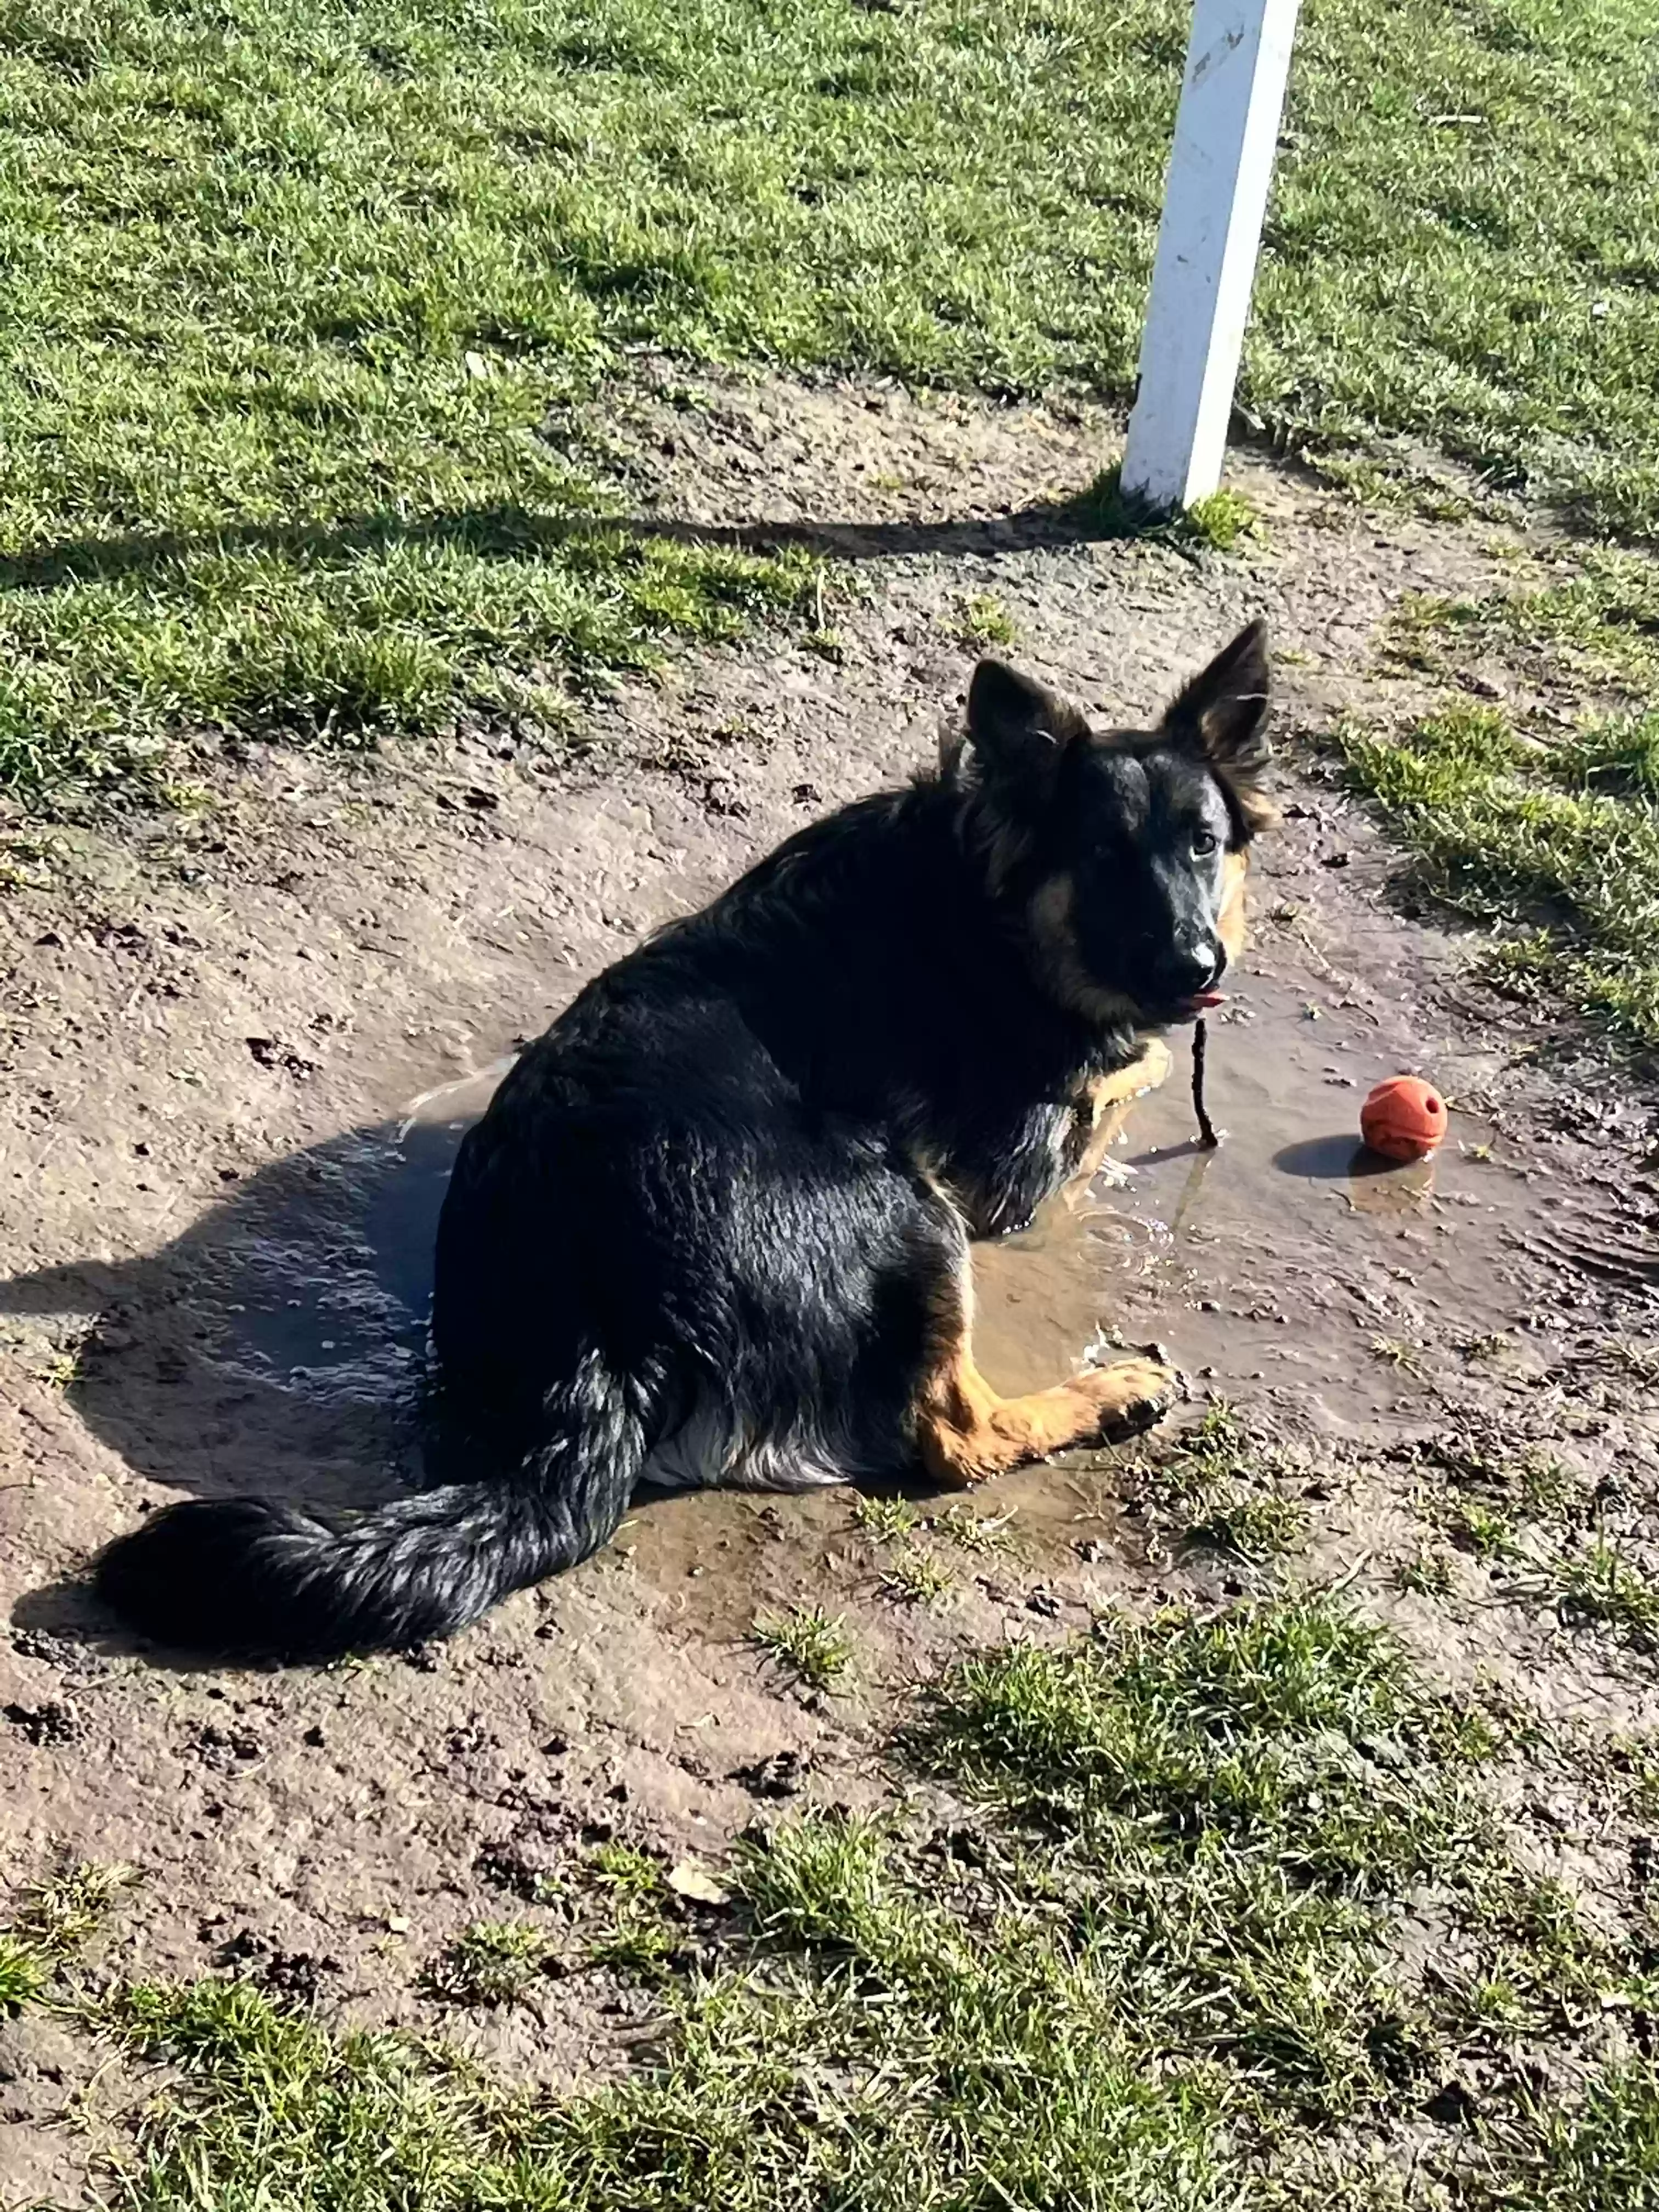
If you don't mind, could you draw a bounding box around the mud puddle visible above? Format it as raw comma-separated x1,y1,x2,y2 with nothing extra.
20,921,1564,1647
977,955,1541,1442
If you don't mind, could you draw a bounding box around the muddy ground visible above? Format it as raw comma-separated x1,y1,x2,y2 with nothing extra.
2,374,1656,2204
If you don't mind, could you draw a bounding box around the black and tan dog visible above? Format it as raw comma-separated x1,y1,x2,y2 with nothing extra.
95,620,1273,1658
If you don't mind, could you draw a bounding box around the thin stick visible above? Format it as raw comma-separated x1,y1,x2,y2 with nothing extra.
1192,1017,1220,1148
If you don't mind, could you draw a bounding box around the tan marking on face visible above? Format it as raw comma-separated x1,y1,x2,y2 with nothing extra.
1218,847,1249,965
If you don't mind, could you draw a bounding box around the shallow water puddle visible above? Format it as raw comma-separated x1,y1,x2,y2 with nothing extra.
31,949,1565,1613
977,961,1537,1442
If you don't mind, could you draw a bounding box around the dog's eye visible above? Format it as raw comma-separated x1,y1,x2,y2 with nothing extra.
1191,830,1220,857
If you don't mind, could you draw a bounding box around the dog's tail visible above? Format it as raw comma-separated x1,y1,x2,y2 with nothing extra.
92,1370,645,1660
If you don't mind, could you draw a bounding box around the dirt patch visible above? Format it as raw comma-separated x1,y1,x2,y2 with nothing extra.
2,375,1657,2167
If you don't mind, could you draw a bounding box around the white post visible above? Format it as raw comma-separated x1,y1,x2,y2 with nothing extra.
1120,0,1302,513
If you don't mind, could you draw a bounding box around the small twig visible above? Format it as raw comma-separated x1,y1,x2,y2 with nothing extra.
1192,1017,1219,1148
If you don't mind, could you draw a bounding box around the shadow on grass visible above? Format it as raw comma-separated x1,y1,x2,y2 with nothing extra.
0,477,1183,595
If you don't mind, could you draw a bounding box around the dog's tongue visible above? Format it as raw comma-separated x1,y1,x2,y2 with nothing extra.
1187,990,1226,1011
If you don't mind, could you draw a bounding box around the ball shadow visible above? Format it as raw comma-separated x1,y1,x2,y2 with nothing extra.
1273,1133,1395,1181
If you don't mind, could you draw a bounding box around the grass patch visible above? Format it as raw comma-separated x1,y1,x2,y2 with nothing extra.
1601,1338,1659,1388
1339,696,1659,1045
1395,1543,1458,1598
589,1915,678,1977
930,1504,1017,1554
1607,1739,1659,1825
1143,1398,1254,1506
1556,1540,1659,1656
1141,1401,1307,1560
851,1494,920,1545
0,1859,132,2017
1443,1495,1523,1563
1519,1454,1580,1520
1314,448,1479,525
1076,466,1263,554
1454,1867,1635,2041
1372,1334,1426,1377
1478,2058,1659,2210
0,1934,49,2016
38,1597,1659,2206
421,1920,551,2008
588,1843,660,1900
879,1547,955,1607
946,591,1018,648
6,0,1659,806
1184,1489,1308,1562
752,1606,855,1692
1397,551,1659,699
12,1858,135,1957
583,1846,681,1974
1356,555,1659,1051
923,1596,1492,1873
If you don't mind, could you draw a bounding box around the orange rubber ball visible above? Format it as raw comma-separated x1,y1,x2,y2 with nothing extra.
1360,1075,1448,1163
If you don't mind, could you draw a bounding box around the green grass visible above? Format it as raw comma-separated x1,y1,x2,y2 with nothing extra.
1556,1539,1659,1655
1444,1495,1523,1562
922,1597,1492,1872
1351,554,1659,1051
581,1844,683,1973
1079,466,1264,555
1340,696,1659,1045
588,1843,660,1899
421,1918,551,2007
1140,1401,1308,1561
4,0,1659,807
752,1605,855,1692
879,1545,956,1606
1519,1454,1579,1520
851,1494,921,1545
1396,1543,1458,1598
1184,1489,1309,1562
930,1504,1018,1554
1395,550,1659,699
1485,2059,1659,2211
946,591,1018,649
0,1861,134,2017
0,1932,49,2015
1143,1398,1254,1505
54,1595,1659,2209
11,1857,135,1956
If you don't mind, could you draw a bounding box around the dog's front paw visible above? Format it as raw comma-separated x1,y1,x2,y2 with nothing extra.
1073,1355,1184,1443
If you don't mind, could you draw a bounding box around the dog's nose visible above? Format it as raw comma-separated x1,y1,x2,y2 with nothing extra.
1166,939,1222,998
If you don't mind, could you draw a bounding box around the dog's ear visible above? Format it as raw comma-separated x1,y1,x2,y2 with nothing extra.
966,660,1090,792
1161,619,1274,834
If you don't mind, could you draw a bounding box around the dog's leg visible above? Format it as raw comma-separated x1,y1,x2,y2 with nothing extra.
913,1260,1180,1488
1065,1037,1172,1200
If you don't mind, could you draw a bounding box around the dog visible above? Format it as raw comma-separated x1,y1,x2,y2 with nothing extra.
94,620,1273,1658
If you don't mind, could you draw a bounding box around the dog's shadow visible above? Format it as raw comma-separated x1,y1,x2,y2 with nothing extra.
3,1103,480,1652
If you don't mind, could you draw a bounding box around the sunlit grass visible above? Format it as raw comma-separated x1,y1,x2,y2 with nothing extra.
4,0,1657,806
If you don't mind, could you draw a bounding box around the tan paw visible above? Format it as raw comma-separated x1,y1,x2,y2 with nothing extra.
1073,1354,1183,1442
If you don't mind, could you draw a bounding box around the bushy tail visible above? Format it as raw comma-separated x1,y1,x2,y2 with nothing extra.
93,1389,644,1661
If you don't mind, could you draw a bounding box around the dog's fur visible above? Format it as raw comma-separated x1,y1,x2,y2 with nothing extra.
95,622,1274,1658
